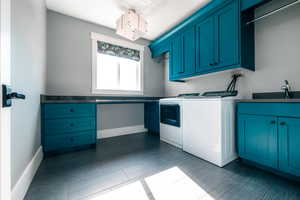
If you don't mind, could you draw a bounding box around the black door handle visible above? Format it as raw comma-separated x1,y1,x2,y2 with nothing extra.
2,84,26,107
8,92,26,100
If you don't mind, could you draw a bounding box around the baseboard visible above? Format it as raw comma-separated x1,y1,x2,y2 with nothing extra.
160,137,182,149
12,146,43,200
98,125,148,139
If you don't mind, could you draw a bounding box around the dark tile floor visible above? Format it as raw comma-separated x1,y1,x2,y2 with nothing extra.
25,133,300,200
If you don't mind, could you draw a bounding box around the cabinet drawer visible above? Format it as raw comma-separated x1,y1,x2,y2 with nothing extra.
44,118,96,135
44,131,96,152
238,103,300,118
43,104,96,119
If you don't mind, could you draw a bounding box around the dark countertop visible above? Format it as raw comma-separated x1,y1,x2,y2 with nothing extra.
41,95,163,104
236,99,300,103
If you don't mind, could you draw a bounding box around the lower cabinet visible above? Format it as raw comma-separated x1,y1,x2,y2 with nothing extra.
42,103,97,154
237,103,300,179
278,117,300,177
238,114,278,169
44,131,96,152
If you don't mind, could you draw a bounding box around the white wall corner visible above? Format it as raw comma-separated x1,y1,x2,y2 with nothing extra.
12,146,43,200
98,125,148,139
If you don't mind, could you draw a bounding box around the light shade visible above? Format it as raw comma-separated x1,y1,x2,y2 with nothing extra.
116,9,148,41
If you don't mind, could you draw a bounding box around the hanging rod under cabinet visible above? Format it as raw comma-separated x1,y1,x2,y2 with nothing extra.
246,0,300,25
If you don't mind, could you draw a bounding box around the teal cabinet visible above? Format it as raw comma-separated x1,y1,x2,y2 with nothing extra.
237,103,300,179
196,0,239,72
278,117,300,177
170,27,196,80
42,103,97,154
170,35,183,78
196,17,215,72
150,0,255,81
238,114,278,169
182,27,196,76
214,1,239,68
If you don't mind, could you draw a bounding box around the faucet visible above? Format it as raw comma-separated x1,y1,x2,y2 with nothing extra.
281,80,292,99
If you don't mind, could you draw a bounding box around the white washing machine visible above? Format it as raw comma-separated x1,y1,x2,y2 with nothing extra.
182,97,238,167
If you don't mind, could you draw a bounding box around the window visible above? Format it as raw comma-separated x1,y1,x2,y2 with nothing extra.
91,32,144,95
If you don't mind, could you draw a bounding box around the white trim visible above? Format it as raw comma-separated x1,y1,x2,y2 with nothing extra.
0,0,11,199
91,32,144,96
98,125,147,139
12,147,43,200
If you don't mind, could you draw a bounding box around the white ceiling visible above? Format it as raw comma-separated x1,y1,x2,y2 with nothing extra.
46,0,212,41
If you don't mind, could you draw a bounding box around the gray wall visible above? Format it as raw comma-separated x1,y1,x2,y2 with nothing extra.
11,0,46,187
46,11,164,130
164,0,300,98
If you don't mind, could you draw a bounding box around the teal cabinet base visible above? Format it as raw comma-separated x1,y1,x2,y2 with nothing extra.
241,159,300,182
44,144,96,157
237,103,300,180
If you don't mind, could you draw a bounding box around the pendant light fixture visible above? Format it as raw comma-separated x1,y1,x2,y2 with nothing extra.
116,9,148,41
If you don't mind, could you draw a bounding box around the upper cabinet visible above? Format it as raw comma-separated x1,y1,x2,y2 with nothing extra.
196,17,215,72
214,1,239,69
196,1,239,73
149,0,263,81
182,27,196,76
170,27,196,79
170,35,184,78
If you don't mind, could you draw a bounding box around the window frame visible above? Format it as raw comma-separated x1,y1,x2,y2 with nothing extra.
91,32,145,96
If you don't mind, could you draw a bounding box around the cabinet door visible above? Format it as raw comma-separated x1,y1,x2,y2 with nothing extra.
170,35,184,78
214,0,239,68
196,17,215,72
278,117,300,177
182,27,196,75
238,114,278,169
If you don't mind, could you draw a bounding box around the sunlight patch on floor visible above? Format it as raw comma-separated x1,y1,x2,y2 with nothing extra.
88,166,214,200
145,167,214,200
88,181,149,200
